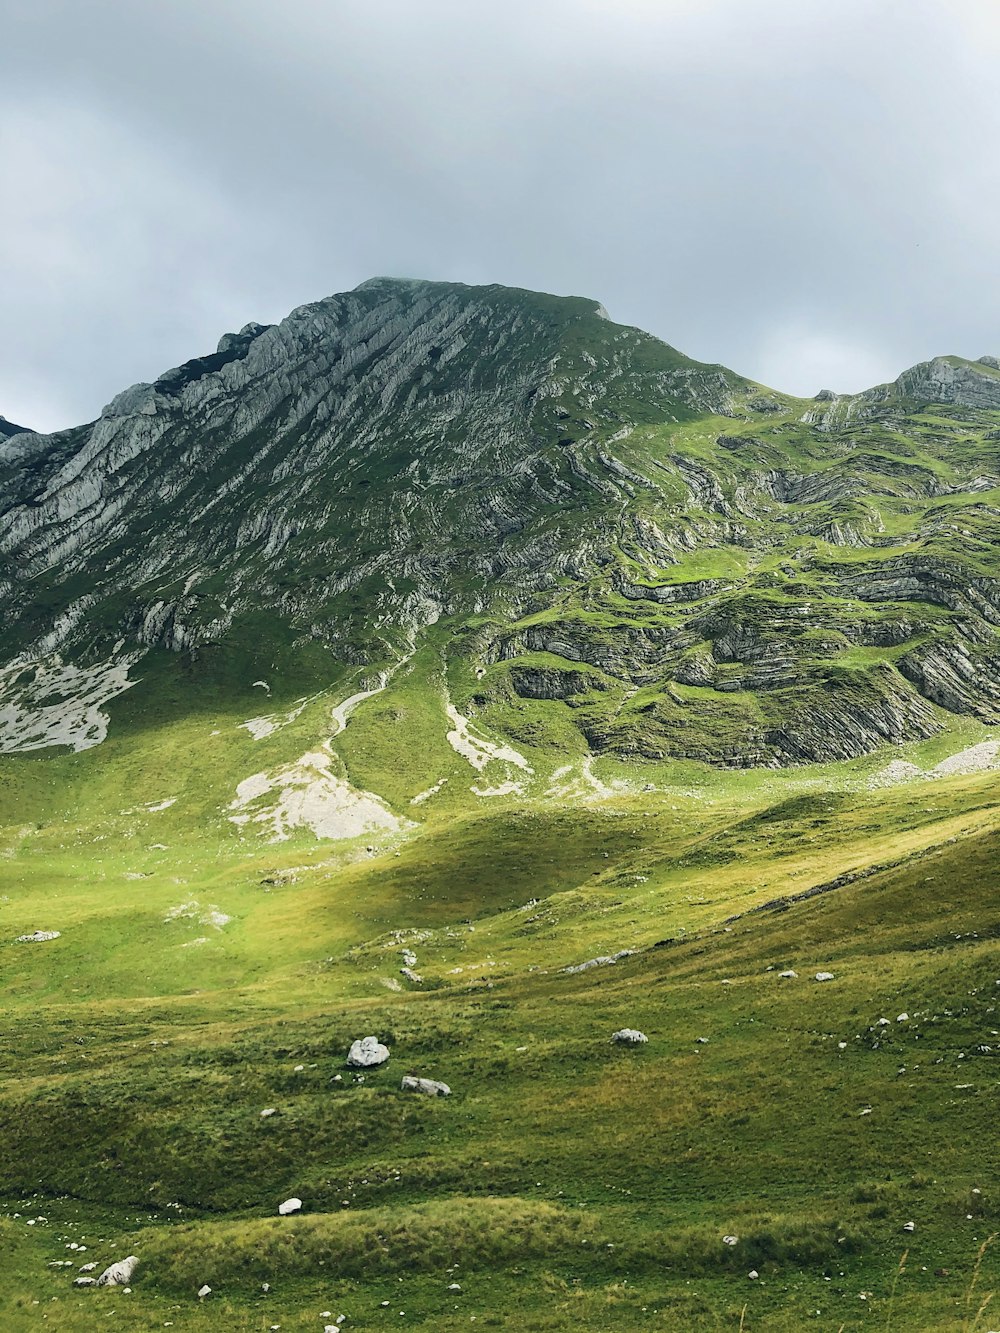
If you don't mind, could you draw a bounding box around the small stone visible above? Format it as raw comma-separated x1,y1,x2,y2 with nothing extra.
400,1075,451,1096
814,972,835,982
748,1269,759,1279
903,1221,915,1232
897,1013,909,1022
611,1029,648,1045
198,1284,211,1299
278,1197,302,1215
260,1107,278,1118
73,1276,97,1287
15,931,61,943
779,970,798,979
722,1235,739,1246
448,1281,462,1291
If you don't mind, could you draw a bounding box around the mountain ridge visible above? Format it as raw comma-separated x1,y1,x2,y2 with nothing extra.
1,277,999,772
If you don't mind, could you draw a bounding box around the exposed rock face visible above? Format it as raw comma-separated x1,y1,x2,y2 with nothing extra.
1,277,999,771
0,279,741,667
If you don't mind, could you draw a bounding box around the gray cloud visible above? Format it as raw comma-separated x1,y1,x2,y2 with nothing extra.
2,0,999,431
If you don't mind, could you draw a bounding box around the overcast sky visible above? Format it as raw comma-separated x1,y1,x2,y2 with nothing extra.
2,0,1000,433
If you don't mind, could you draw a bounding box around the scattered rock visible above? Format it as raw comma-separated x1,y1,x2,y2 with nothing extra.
347,1036,390,1067
722,1235,739,1246
897,1013,909,1022
448,1282,462,1292
400,967,423,983
79,1262,97,1272
611,1029,648,1045
198,1284,212,1299
779,969,798,979
96,1255,139,1287
260,1107,278,1118
278,1198,302,1215
15,931,61,943
902,1221,915,1233
563,949,634,975
73,1276,97,1287
748,1269,760,1279
401,1075,451,1096
814,972,835,982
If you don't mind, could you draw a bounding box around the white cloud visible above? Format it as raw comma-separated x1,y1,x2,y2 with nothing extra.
2,0,1000,427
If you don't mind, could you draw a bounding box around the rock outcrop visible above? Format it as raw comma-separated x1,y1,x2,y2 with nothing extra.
2,279,999,771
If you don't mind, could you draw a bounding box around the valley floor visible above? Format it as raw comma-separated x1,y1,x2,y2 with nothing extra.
2,670,1000,1331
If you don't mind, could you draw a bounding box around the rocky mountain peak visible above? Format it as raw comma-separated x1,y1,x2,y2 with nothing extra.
1,279,999,771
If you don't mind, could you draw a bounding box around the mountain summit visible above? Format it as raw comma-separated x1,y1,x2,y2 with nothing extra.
1,279,999,770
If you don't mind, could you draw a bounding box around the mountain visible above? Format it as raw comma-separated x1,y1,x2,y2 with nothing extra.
0,413,31,439
3,280,1000,1330
2,277,999,774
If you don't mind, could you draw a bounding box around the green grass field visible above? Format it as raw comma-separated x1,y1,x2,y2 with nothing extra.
2,651,999,1331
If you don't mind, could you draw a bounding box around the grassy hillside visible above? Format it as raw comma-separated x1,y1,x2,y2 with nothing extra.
2,655,999,1331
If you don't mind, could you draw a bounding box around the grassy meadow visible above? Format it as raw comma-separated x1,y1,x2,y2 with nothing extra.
2,645,999,1330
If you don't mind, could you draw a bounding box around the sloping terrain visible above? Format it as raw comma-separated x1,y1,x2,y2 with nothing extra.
2,697,999,1329
2,279,999,774
2,281,1000,1329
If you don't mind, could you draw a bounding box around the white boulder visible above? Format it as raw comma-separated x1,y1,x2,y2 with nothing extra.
96,1255,139,1287
347,1036,390,1067
400,1075,451,1096
611,1029,648,1045
814,972,835,982
278,1197,302,1215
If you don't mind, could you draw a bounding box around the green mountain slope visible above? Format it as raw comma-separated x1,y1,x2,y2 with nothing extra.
2,281,1000,1330
2,278,999,780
